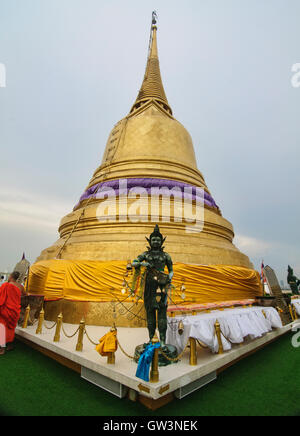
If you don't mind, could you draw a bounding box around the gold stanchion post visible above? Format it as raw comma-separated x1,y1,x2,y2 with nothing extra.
215,320,223,354
293,306,298,320
189,337,197,366
107,326,117,364
22,305,30,329
276,306,284,323
53,313,63,342
75,319,85,351
107,351,115,365
289,305,295,321
35,308,44,334
150,333,160,383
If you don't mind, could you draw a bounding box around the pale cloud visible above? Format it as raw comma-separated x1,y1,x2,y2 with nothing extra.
235,235,300,284
0,186,72,233
234,234,272,258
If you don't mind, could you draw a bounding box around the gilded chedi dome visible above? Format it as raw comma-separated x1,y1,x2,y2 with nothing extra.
37,24,252,269
28,20,262,327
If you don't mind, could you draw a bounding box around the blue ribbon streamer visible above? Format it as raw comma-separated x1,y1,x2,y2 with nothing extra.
135,342,161,382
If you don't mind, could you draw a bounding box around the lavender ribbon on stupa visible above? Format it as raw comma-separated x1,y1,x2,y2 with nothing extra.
74,178,219,210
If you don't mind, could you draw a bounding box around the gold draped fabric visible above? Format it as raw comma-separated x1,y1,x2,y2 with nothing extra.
95,330,118,356
27,259,262,304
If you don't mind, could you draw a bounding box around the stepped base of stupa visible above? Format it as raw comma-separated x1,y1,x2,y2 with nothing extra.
36,214,253,267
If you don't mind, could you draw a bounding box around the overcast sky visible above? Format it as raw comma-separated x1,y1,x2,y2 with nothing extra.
0,0,299,284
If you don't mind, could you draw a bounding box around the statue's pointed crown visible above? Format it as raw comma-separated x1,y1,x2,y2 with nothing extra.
130,12,172,115
150,224,163,240
145,224,166,250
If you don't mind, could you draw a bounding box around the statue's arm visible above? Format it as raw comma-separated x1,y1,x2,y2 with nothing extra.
132,253,147,268
166,254,174,281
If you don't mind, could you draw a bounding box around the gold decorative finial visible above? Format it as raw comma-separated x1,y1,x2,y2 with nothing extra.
152,10,157,26
130,12,172,115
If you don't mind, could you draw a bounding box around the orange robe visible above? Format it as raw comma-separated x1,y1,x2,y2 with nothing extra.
0,283,21,344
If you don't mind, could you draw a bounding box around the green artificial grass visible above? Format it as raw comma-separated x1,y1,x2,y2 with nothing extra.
0,332,299,416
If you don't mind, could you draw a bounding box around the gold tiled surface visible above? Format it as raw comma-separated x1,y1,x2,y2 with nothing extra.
35,21,254,292
44,299,147,327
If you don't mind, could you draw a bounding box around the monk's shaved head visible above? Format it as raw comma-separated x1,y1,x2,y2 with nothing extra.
10,271,20,281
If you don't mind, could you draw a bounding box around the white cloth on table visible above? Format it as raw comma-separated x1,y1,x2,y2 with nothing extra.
166,306,282,354
292,299,300,316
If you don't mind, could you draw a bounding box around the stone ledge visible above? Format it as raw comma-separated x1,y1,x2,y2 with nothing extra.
15,321,297,405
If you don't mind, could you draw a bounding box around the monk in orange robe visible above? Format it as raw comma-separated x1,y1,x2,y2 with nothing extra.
0,272,22,355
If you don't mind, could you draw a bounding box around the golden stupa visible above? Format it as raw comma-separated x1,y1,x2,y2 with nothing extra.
28,20,261,325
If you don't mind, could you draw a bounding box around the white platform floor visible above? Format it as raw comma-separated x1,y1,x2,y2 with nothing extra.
15,318,298,401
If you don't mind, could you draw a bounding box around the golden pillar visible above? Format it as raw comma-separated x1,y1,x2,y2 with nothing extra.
289,305,295,321
107,352,116,365
293,306,298,320
215,320,224,354
150,333,160,383
35,308,44,334
22,305,30,329
189,337,197,366
75,319,85,352
53,313,63,342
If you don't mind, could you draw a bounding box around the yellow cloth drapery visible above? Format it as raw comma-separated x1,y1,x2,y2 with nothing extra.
27,259,262,305
95,330,118,356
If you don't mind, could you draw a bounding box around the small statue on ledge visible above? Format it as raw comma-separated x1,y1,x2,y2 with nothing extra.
287,265,300,295
132,225,173,351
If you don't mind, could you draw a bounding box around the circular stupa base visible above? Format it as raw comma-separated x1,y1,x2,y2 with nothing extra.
44,299,147,328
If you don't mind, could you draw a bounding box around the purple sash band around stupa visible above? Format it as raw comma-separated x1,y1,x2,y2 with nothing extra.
74,178,219,210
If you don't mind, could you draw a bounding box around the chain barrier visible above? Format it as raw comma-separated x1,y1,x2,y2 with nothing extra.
116,339,135,360
84,327,99,346
28,316,38,326
160,340,190,362
196,338,208,349
220,330,234,344
43,320,57,330
61,323,80,339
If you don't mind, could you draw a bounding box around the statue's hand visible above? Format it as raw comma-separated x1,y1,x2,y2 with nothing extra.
141,261,151,268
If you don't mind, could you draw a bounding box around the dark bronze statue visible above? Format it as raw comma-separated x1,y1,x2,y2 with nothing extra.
287,265,300,295
132,225,173,350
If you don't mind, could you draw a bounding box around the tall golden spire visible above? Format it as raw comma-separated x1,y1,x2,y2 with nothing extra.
130,13,172,115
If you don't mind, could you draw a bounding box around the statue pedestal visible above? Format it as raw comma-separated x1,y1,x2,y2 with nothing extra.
134,343,178,367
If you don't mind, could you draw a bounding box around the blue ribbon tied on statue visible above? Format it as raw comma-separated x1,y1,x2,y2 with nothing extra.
135,342,161,382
